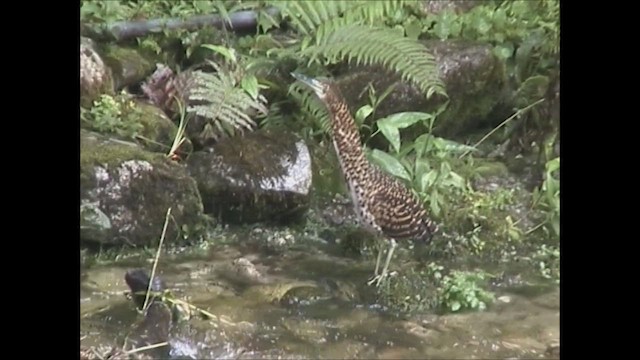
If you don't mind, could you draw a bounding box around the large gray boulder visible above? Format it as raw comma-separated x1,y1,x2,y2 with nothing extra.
187,129,312,224
80,130,206,247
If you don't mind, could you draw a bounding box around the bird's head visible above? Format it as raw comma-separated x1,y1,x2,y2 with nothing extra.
291,72,332,101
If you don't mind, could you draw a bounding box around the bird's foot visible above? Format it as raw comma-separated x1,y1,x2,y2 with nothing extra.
366,272,388,287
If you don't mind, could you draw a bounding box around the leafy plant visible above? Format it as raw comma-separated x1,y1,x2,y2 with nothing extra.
438,270,495,312
530,155,560,238
185,44,269,140
397,0,559,154
259,0,446,129
364,111,472,218
533,244,559,283
80,93,143,139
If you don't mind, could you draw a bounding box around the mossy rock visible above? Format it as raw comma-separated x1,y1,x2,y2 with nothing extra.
334,39,509,146
127,100,192,155
80,129,206,247
80,93,192,156
81,37,114,108
101,44,156,90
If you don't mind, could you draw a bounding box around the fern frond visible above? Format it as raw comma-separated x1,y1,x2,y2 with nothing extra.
289,82,331,134
303,25,447,99
187,69,268,138
274,0,404,36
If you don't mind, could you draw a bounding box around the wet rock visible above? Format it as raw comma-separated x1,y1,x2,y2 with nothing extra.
141,63,193,118
101,44,156,90
80,130,206,247
242,280,319,304
124,301,173,358
254,228,297,253
127,100,192,155
122,269,201,359
334,39,508,140
81,37,114,108
80,346,155,360
226,257,269,285
280,284,331,307
187,128,312,224
531,289,559,310
545,342,559,358
400,321,442,344
124,268,166,309
318,340,374,359
282,317,330,345
377,347,425,359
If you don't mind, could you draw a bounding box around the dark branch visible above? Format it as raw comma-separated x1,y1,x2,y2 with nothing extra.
81,7,281,42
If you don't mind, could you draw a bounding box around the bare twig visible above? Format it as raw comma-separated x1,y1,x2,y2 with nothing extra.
459,98,545,159
142,207,172,312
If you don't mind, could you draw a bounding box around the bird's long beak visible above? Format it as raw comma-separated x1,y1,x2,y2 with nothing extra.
291,72,324,95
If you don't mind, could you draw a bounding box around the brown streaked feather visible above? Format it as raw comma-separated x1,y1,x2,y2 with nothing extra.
302,76,438,244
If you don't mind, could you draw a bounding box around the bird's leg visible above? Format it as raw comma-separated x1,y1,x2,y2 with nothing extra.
373,243,384,276
367,240,386,286
375,239,397,287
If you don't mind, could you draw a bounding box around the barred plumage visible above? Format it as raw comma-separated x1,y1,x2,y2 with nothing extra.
292,72,438,286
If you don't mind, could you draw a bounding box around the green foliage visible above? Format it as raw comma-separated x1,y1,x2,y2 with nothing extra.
80,0,237,23
80,94,143,139
301,24,444,98
186,45,269,139
532,244,559,283
262,0,446,129
377,262,495,314
438,270,495,312
531,155,560,238
363,111,472,219
274,0,403,36
79,0,559,292
413,0,559,67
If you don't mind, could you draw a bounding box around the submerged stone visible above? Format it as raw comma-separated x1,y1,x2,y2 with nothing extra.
80,130,206,247
187,128,312,224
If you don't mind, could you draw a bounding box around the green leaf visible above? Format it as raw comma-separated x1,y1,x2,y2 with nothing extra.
493,8,507,29
494,44,514,61
376,112,433,153
355,105,373,125
546,157,560,174
450,300,461,312
369,149,411,182
414,133,431,159
404,20,423,40
429,190,441,216
414,158,431,179
241,75,259,99
201,44,237,64
421,170,437,193
551,217,560,237
442,171,466,189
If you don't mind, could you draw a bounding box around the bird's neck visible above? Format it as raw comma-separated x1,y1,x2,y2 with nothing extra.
328,101,369,175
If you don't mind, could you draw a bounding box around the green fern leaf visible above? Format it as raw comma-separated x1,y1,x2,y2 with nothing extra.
289,82,331,133
186,68,268,138
274,0,405,36
303,24,446,99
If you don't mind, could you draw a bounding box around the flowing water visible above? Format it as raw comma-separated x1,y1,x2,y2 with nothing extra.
81,239,559,359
